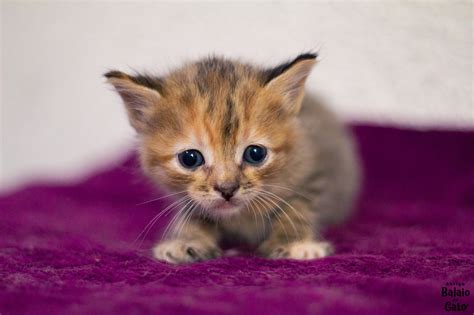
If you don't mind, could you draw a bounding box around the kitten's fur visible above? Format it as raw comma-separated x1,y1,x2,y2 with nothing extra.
106,53,360,263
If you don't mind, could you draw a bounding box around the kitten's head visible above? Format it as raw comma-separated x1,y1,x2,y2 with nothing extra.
106,53,316,219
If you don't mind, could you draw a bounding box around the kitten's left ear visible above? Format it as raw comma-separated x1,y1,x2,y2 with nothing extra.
263,53,318,114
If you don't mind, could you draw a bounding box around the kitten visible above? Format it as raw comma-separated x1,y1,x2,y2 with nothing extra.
105,53,360,263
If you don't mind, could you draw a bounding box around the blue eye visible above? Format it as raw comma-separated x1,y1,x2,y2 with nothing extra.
178,150,204,169
243,145,267,165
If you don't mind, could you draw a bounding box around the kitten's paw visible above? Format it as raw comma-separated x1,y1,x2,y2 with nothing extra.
152,239,221,264
267,240,333,260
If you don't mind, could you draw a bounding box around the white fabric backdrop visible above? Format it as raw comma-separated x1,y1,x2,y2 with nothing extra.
1,1,473,190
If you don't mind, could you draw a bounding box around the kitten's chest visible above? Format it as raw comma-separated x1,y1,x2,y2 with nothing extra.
218,213,270,247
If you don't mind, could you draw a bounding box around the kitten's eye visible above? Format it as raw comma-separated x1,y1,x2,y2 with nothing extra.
178,150,204,169
243,145,267,165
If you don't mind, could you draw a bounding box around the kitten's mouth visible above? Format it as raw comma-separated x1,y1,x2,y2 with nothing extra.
214,199,239,209
208,199,242,216
218,200,237,209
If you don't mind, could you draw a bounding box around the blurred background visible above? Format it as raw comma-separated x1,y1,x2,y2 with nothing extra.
1,1,472,191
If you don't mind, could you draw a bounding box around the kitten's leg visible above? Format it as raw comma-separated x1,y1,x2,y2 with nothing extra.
258,198,333,260
153,218,221,264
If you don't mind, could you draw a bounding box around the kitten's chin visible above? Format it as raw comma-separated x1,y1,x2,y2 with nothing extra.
205,200,243,219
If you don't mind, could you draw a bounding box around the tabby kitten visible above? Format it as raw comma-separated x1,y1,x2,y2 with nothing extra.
106,53,359,263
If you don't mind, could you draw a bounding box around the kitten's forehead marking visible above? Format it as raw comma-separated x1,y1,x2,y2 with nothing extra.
195,58,238,97
192,60,243,151
221,97,240,148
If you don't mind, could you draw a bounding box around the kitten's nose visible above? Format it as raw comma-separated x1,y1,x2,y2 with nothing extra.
214,183,239,201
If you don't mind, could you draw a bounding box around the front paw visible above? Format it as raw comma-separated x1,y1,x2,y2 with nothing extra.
262,240,334,260
153,239,221,264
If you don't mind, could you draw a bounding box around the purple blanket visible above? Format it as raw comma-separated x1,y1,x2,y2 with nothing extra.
1,125,473,315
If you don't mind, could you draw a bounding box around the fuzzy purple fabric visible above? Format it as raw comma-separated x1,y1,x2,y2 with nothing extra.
1,125,473,315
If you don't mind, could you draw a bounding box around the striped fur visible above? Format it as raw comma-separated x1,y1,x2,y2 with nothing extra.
106,54,360,263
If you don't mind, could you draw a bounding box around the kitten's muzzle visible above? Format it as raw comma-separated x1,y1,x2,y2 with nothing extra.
214,183,239,201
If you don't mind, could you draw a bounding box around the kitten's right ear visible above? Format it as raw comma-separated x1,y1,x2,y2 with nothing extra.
105,70,162,133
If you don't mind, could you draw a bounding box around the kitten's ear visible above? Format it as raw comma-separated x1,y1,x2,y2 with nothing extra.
105,70,162,133
263,53,317,114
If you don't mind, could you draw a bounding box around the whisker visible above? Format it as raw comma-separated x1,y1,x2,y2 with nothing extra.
134,197,185,243
247,197,265,240
248,195,264,235
141,196,190,246
249,195,269,230
259,189,311,225
255,194,273,238
260,189,322,239
254,193,289,243
253,195,275,241
261,184,312,200
133,195,190,248
257,192,298,239
244,200,256,227
175,201,197,239
136,190,187,206
162,197,195,241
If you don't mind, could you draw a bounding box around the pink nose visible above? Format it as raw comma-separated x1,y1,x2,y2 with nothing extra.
214,183,239,201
